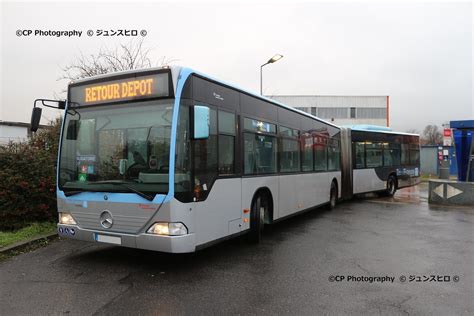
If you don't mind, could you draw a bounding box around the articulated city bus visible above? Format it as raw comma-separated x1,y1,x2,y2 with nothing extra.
30,66,419,253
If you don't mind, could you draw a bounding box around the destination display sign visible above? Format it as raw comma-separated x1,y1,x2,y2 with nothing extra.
69,72,170,106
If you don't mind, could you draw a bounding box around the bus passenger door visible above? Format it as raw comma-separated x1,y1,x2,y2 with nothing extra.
191,108,242,246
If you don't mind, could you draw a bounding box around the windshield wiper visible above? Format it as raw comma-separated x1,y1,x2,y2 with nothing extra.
88,181,155,201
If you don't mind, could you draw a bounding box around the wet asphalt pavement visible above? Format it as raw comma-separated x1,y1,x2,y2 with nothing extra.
1,183,473,315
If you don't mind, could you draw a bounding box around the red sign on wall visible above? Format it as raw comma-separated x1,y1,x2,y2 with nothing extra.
443,128,452,146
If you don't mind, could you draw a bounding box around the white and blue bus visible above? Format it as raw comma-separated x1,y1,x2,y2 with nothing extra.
30,66,419,253
346,126,420,197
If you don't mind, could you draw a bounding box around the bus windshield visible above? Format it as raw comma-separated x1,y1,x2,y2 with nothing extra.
58,99,174,197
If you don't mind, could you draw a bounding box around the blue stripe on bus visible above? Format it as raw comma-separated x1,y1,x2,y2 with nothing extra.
57,190,170,204
167,67,194,198
56,101,67,195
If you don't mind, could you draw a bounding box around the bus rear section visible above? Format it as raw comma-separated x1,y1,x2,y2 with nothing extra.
346,126,421,196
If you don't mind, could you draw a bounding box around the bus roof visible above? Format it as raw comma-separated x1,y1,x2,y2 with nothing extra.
183,66,340,129
69,66,340,130
344,124,392,132
343,124,419,136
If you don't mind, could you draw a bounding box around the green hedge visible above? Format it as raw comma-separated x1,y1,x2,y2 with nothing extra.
0,120,61,230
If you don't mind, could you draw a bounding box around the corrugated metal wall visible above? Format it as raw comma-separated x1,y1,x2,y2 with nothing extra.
268,95,388,126
269,95,387,108
317,107,348,119
357,107,387,119
420,146,438,176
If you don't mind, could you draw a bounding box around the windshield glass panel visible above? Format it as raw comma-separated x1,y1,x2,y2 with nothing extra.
59,100,174,195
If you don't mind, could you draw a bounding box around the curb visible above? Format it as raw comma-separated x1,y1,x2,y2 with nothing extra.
0,232,58,254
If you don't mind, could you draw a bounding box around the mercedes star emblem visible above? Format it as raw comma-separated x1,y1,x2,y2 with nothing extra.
99,210,113,229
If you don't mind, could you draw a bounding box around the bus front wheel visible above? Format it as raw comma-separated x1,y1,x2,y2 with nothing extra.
248,195,266,243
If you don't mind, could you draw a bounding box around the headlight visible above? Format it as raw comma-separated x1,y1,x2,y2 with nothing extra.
59,212,77,225
147,222,188,236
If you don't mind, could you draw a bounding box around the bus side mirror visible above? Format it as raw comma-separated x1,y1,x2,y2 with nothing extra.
30,99,67,132
30,107,42,132
193,105,210,139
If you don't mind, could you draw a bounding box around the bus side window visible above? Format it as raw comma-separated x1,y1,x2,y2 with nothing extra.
301,133,313,172
243,118,277,175
328,138,340,171
409,143,420,165
279,126,300,173
280,137,300,172
244,133,255,174
366,142,383,168
354,142,365,168
314,135,328,171
218,111,236,175
401,143,410,165
390,143,401,166
383,143,392,167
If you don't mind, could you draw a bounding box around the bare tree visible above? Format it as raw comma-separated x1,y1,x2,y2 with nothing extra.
60,38,176,82
421,125,442,145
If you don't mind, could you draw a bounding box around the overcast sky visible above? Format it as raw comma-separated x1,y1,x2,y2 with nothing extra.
1,1,472,132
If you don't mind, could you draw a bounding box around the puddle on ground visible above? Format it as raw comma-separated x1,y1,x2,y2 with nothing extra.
362,183,427,205
393,184,427,203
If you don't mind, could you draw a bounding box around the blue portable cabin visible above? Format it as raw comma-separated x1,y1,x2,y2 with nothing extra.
450,120,474,181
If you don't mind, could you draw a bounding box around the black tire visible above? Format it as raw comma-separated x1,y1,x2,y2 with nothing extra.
385,175,397,196
248,195,266,243
328,181,338,210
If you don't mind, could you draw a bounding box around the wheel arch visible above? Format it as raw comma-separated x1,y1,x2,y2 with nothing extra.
251,187,274,224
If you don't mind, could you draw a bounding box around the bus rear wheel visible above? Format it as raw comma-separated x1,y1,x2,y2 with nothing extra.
385,175,397,196
328,181,338,210
248,195,266,243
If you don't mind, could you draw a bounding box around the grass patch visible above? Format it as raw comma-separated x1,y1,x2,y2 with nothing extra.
0,236,58,262
0,222,57,249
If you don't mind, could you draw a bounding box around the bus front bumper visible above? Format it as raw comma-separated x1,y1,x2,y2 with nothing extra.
57,224,196,253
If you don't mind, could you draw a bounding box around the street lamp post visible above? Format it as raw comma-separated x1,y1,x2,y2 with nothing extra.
260,54,283,95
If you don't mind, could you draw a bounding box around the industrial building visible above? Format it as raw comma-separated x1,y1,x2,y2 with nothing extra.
0,121,51,144
268,95,389,127
0,121,31,144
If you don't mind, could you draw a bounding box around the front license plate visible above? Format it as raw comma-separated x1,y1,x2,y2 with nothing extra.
95,234,121,245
